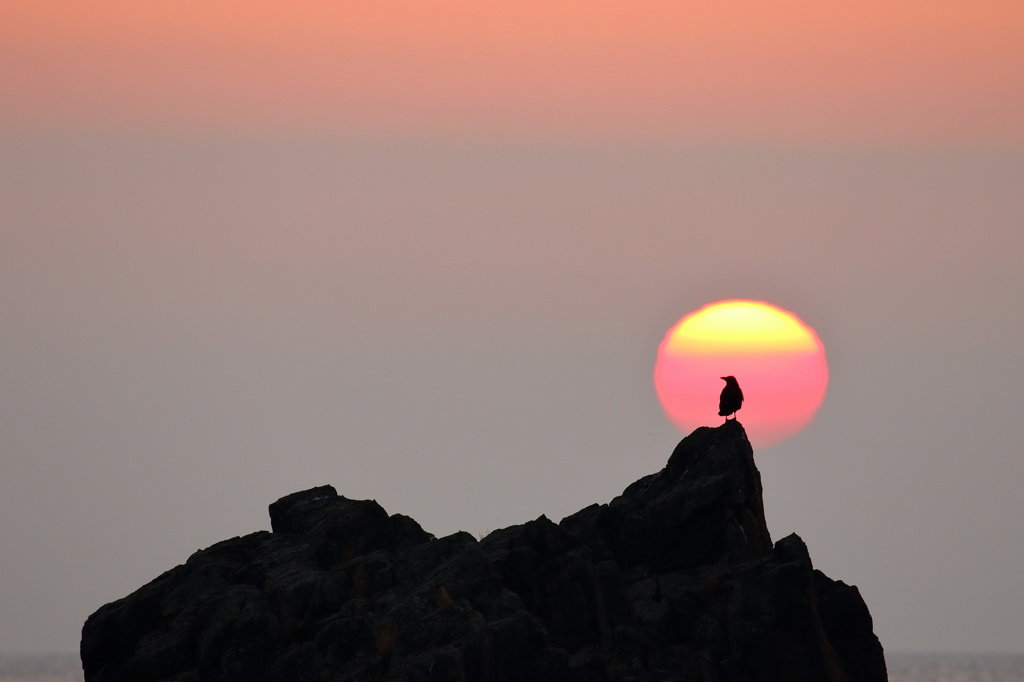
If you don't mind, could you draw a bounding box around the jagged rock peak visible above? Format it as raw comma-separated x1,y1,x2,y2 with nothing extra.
81,421,888,682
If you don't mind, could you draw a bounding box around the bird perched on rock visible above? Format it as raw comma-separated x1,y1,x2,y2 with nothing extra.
718,376,743,420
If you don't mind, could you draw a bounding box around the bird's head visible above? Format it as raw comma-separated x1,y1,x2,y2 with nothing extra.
721,376,736,384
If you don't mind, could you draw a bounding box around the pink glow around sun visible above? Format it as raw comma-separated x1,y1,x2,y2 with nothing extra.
653,299,828,448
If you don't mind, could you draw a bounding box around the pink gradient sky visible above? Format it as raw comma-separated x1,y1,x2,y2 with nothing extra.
2,1,1023,144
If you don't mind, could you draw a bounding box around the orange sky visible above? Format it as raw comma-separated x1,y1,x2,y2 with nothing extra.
3,1,1023,143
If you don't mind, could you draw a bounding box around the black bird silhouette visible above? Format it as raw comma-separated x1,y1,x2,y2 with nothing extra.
718,376,743,420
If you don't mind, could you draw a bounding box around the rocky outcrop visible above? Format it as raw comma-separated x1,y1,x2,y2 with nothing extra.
81,421,888,681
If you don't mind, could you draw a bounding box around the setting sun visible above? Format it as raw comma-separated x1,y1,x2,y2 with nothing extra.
654,299,828,447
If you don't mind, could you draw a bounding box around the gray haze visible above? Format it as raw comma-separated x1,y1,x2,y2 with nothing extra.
1,137,1022,655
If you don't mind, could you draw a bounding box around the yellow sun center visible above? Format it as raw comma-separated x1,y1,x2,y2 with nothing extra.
663,299,819,356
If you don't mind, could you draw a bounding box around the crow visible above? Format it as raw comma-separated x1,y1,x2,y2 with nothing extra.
718,376,743,420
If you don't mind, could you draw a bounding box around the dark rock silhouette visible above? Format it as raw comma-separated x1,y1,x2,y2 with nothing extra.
718,376,744,419
81,421,887,681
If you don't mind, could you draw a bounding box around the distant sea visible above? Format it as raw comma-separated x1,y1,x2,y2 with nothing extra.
1,653,1021,681
887,655,1024,681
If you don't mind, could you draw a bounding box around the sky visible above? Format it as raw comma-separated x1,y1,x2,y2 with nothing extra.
1,0,1023,657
